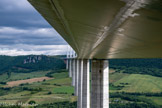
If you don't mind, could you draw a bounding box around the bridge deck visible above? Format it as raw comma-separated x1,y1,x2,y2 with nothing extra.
28,0,162,59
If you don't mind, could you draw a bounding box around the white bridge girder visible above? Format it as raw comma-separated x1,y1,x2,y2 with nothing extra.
29,0,162,59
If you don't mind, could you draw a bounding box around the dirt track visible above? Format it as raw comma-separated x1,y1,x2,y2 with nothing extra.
5,77,53,87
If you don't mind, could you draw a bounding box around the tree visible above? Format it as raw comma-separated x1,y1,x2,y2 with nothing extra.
28,100,36,104
7,71,11,79
48,91,52,95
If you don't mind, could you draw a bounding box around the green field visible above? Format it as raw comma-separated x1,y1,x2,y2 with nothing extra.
109,71,162,107
146,97,162,105
0,70,76,106
0,70,51,82
111,73,162,93
0,69,162,107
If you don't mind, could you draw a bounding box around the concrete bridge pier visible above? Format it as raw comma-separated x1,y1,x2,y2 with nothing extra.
72,59,75,87
75,59,79,96
91,60,109,108
70,59,109,108
69,59,72,77
77,59,83,108
77,59,90,108
82,59,90,108
66,59,69,70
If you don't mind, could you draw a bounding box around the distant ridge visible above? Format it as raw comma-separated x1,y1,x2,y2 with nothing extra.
0,55,66,74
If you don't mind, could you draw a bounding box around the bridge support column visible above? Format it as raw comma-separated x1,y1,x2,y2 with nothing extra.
82,59,90,108
69,59,72,77
75,59,79,96
66,59,69,70
77,59,83,108
91,60,109,108
72,59,75,86
77,59,90,108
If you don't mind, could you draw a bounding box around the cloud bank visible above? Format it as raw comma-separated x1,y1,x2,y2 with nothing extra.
0,0,68,56
0,44,68,56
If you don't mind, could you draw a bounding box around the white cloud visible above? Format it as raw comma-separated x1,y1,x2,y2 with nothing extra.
0,26,66,45
32,28,58,37
0,27,27,34
0,44,68,56
0,0,33,12
0,27,58,37
0,26,68,55
22,19,49,26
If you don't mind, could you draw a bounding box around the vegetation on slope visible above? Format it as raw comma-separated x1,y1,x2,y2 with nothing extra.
0,69,75,108
0,56,162,108
0,55,66,74
110,59,162,77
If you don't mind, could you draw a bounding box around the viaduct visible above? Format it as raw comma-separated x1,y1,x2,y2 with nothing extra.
28,0,162,108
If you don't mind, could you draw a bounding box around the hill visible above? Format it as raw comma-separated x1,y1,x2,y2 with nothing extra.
0,55,66,75
109,72,162,107
110,59,162,68
109,59,162,77
110,73,162,93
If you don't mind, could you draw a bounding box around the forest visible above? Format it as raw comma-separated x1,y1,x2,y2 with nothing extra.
110,59,162,77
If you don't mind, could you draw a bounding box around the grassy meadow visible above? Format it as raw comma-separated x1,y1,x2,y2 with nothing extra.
0,71,51,82
0,68,162,107
110,73,162,93
109,70,162,107
0,70,76,107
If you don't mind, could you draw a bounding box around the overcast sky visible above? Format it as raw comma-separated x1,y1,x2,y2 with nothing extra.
0,0,68,56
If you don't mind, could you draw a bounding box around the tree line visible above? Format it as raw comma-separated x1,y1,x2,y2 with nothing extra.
109,59,162,77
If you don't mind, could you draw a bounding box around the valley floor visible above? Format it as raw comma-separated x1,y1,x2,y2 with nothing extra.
0,69,162,108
